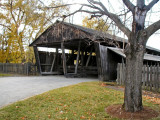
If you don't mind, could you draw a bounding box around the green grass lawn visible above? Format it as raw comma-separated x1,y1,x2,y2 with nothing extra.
0,82,159,120
0,73,12,77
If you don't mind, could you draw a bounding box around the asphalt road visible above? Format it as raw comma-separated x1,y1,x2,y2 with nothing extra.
0,76,97,108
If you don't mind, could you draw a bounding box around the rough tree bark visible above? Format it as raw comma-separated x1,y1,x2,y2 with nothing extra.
123,3,147,112
124,31,148,112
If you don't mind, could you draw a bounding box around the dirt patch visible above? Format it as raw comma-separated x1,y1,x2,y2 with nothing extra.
106,104,159,120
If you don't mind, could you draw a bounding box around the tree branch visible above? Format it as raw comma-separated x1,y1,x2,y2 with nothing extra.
63,1,131,38
137,0,145,9
145,0,159,11
107,13,131,37
48,1,131,37
145,19,160,37
42,3,78,9
62,6,102,20
10,0,17,25
86,0,131,37
0,24,12,31
122,0,135,12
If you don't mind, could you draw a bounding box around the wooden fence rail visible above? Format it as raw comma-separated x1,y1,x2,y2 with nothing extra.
117,63,160,92
0,63,38,75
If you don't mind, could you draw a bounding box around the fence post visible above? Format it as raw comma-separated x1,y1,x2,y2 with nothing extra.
116,63,120,85
120,64,122,85
150,65,153,91
155,65,158,92
122,63,125,85
2,63,4,73
27,63,29,76
157,65,160,92
142,65,145,88
153,65,156,91
146,65,149,90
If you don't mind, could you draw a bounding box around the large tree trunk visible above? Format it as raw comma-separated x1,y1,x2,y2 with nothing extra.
124,32,146,112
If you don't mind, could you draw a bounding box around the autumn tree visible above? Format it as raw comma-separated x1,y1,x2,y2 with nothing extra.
61,0,160,112
82,16,111,33
0,0,67,63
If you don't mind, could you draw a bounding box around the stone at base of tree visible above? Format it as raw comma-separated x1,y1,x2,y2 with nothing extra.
106,104,159,120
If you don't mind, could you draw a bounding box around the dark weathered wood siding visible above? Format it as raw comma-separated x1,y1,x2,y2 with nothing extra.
97,45,123,81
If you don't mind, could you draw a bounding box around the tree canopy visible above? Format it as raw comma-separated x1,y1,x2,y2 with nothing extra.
82,16,111,33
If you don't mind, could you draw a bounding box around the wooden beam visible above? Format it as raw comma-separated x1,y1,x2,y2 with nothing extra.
56,48,59,72
33,46,42,74
85,48,93,67
94,43,102,80
75,41,81,74
81,51,84,67
50,54,56,72
45,52,51,72
61,42,67,75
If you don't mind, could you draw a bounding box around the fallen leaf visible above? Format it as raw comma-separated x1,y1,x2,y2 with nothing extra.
60,111,63,114
80,115,85,119
16,106,19,108
48,115,51,118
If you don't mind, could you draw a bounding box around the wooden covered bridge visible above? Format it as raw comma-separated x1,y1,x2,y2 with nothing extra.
30,21,160,81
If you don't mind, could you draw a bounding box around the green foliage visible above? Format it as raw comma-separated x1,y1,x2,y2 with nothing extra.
0,0,68,63
0,82,159,120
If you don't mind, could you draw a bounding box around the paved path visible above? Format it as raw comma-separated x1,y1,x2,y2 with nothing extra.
0,76,97,108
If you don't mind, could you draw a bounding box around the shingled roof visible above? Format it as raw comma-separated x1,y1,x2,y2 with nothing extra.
30,20,160,53
108,47,160,62
29,20,128,46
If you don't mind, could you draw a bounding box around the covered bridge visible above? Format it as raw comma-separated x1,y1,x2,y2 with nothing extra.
30,21,160,81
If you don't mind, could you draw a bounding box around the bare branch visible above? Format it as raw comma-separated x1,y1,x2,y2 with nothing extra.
122,0,135,12
38,0,45,6
10,0,17,26
145,19,160,37
87,0,109,14
0,24,12,31
145,0,159,11
118,10,130,16
81,4,103,11
87,0,131,37
45,0,131,37
63,1,131,37
63,6,102,20
42,3,78,9
107,13,131,37
87,0,102,6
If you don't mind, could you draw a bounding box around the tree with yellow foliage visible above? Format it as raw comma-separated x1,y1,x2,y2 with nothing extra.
0,0,67,63
82,16,111,33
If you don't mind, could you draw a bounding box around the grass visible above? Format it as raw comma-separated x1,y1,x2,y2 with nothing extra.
0,73,12,77
0,82,160,120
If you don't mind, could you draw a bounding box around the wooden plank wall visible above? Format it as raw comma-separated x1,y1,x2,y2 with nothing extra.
117,63,160,92
94,43,103,80
33,46,42,73
99,45,109,81
0,63,38,75
98,45,121,81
